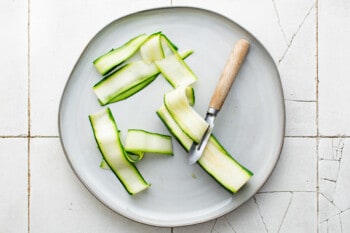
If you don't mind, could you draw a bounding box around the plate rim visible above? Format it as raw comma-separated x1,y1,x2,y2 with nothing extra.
58,6,286,227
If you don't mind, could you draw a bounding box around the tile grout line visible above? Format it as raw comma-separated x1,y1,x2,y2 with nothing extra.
315,0,320,231
27,0,31,232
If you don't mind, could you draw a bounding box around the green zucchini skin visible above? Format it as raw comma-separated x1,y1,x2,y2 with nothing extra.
156,105,252,193
155,53,198,88
89,108,150,195
93,49,194,105
160,34,179,53
156,105,193,152
124,151,144,163
93,61,159,105
109,74,158,103
93,34,149,75
155,35,197,88
140,33,164,63
99,159,110,170
197,136,253,193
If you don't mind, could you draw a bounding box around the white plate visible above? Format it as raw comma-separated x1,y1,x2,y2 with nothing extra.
59,7,285,227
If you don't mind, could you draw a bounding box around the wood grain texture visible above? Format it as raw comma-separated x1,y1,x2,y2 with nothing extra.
209,39,250,111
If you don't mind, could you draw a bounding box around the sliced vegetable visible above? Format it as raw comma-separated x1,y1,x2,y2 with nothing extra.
156,105,193,151
93,34,149,75
93,49,194,105
160,34,178,56
164,86,209,143
101,152,144,168
185,85,195,106
155,36,197,87
90,32,252,195
125,129,173,155
125,152,144,163
177,49,194,60
156,105,252,193
93,61,159,105
140,33,164,63
109,74,158,103
198,136,253,193
100,159,110,170
89,108,150,195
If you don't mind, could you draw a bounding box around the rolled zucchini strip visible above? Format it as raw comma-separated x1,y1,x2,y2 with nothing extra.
164,86,209,143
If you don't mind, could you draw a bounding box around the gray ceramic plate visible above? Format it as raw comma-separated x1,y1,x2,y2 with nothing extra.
59,7,285,227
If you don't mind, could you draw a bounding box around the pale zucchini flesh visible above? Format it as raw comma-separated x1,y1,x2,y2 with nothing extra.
156,104,252,193
140,33,164,63
155,35,197,87
198,136,253,193
93,34,149,75
125,129,173,155
89,108,150,195
164,86,209,143
155,54,197,87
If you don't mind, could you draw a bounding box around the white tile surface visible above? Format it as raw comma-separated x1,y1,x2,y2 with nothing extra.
327,214,342,233
277,192,317,233
319,138,350,231
2,0,350,231
284,101,317,136
272,0,315,44
224,198,267,233
223,192,316,233
211,217,236,233
30,0,170,136
0,0,28,136
255,192,293,233
173,220,216,233
0,139,28,233
278,5,316,101
30,138,169,233
341,210,350,233
260,138,317,192
319,0,350,135
319,193,340,223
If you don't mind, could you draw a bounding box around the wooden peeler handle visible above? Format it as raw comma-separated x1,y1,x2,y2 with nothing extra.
209,39,250,111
